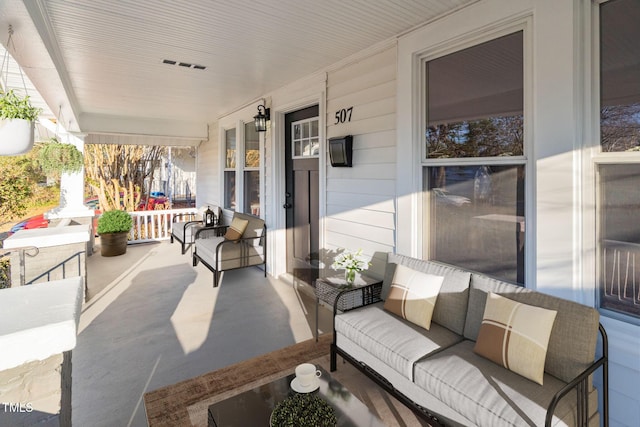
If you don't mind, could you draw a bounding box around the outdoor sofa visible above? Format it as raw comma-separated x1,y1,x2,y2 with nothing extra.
192,211,266,287
331,253,608,427
171,205,221,254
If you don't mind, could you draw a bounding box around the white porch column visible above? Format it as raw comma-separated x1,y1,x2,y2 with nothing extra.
46,132,93,219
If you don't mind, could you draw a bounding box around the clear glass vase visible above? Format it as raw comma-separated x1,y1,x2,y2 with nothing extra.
345,269,356,287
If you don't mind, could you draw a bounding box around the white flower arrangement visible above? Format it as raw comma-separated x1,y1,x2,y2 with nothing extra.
331,249,370,272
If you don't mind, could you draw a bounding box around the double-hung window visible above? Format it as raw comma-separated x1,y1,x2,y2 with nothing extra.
223,121,262,215
596,0,640,322
422,31,526,285
223,128,237,210
243,122,260,215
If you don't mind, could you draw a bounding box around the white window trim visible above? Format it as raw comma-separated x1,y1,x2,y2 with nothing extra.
397,13,534,286
242,120,261,216
218,101,265,216
221,125,238,211
589,0,640,321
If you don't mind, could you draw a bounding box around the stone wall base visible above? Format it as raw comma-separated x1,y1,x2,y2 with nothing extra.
0,351,71,427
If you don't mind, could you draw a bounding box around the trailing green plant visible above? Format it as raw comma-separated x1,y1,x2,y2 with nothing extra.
0,89,41,121
97,210,132,234
36,138,84,177
270,393,337,427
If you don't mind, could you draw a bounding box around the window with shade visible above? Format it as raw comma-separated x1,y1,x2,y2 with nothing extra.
422,31,526,285
597,0,640,322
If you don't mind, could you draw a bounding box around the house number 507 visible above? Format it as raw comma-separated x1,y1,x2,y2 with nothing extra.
334,107,353,124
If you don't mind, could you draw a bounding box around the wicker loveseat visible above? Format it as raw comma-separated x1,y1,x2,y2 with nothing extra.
331,253,608,427
192,211,266,287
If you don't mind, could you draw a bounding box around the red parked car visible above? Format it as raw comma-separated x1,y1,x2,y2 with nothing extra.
8,215,50,235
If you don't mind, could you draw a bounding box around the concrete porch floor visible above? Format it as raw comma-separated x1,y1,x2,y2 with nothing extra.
77,240,330,427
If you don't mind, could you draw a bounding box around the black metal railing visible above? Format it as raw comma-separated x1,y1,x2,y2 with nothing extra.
0,246,39,288
25,251,83,285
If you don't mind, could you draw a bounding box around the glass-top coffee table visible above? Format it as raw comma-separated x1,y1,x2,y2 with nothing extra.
207,365,386,427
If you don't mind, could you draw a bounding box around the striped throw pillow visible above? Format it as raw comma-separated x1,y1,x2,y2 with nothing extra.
474,292,557,385
224,217,249,242
383,264,444,330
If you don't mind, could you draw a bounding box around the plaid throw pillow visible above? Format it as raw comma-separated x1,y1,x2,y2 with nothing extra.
383,264,444,330
224,217,249,242
474,292,557,385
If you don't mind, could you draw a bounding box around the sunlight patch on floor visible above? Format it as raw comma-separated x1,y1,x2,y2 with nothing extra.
268,276,314,343
170,282,217,355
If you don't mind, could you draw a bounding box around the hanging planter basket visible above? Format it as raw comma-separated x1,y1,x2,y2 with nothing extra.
0,118,34,155
0,27,41,155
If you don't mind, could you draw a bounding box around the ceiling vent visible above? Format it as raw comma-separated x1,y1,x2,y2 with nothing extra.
162,59,206,70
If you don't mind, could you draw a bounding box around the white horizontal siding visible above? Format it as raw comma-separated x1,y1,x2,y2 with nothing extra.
327,208,395,230
329,161,396,180
327,178,395,196
327,192,395,213
328,63,396,100
196,122,220,208
324,237,394,280
324,45,397,258
328,113,396,139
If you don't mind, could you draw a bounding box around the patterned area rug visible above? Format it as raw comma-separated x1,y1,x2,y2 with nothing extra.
144,334,430,427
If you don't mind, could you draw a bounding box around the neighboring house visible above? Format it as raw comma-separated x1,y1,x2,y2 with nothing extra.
195,1,640,424
149,147,197,203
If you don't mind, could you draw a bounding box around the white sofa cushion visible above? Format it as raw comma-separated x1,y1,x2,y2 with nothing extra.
413,340,597,427
335,302,462,381
195,236,264,270
172,221,200,243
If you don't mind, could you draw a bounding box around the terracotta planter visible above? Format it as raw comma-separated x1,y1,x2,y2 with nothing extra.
100,232,129,257
0,119,35,155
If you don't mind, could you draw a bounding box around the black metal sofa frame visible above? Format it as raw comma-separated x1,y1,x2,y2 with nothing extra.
330,281,609,427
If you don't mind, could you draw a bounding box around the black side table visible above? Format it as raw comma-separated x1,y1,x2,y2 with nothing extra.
313,274,382,341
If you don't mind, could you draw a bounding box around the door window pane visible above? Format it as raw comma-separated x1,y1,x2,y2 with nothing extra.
426,32,523,158
600,0,640,152
424,164,525,284
598,164,640,319
292,118,320,158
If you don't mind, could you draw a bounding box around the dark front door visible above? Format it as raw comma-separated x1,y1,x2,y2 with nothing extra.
284,105,320,286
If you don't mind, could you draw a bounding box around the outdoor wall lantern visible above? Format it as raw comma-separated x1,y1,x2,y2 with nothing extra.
254,104,270,132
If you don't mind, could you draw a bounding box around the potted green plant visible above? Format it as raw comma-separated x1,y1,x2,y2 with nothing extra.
270,393,337,427
36,137,84,178
0,89,41,155
97,210,133,257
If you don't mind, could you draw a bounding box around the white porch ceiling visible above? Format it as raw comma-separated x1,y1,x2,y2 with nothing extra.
0,0,477,144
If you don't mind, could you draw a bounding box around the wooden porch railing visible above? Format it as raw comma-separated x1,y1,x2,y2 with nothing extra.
127,208,198,244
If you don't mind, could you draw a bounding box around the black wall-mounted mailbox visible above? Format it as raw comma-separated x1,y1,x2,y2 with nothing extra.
328,135,353,167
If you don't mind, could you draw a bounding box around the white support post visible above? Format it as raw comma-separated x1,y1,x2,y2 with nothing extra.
46,132,94,220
